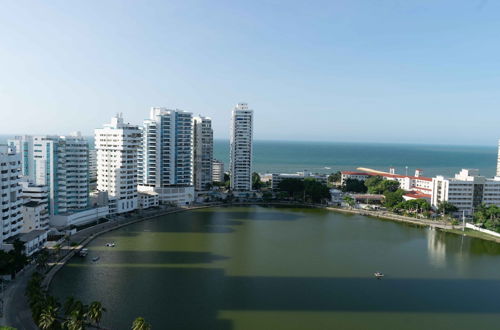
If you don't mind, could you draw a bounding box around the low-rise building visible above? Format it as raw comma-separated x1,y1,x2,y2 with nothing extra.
340,171,371,185
138,191,160,209
138,185,194,206
22,201,49,232
431,169,500,216
272,171,327,190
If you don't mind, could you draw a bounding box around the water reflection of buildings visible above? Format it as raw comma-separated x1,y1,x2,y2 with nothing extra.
427,229,447,268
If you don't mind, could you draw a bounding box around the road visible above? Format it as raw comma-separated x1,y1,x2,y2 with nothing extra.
1,265,38,329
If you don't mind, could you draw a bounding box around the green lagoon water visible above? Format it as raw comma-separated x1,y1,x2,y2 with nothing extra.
50,206,500,330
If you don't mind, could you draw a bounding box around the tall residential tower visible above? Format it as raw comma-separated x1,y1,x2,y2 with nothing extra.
138,108,194,204
193,116,213,191
9,133,90,216
230,103,253,192
95,114,142,214
497,139,500,177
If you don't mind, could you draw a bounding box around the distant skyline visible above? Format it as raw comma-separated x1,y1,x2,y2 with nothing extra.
1,0,500,145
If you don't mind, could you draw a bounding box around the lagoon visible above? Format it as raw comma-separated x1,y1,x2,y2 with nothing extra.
50,206,500,329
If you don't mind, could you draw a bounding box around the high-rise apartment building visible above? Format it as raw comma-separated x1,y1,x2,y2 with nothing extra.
8,135,34,179
9,133,90,216
95,114,142,214
138,108,194,204
0,145,23,245
193,116,213,191
230,103,253,192
212,159,225,183
497,139,500,177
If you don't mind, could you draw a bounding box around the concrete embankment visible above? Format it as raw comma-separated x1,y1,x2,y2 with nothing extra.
326,207,457,230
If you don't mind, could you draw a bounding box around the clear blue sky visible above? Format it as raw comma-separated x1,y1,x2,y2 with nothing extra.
0,0,499,145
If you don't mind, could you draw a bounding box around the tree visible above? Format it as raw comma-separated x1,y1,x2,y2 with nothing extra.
132,317,151,330
365,176,400,194
277,178,305,197
304,179,331,203
87,301,106,326
364,176,384,193
252,172,262,190
383,189,405,209
38,305,58,330
437,201,458,215
341,179,367,193
36,249,50,271
343,195,355,208
328,171,341,184
395,199,431,213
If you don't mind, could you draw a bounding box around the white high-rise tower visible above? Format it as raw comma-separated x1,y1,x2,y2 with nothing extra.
9,133,89,216
138,108,195,205
193,116,213,191
497,139,500,177
95,114,142,214
230,103,253,192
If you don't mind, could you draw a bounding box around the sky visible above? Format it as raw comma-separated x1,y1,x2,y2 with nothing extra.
0,0,499,145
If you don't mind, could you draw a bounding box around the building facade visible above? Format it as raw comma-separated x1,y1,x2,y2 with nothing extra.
497,139,500,177
0,145,23,245
230,103,253,192
212,159,225,183
431,169,500,216
193,116,213,191
272,171,328,190
9,133,90,216
95,114,142,214
138,108,194,204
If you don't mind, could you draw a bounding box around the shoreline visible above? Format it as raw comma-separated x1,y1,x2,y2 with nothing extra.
10,202,496,329
43,202,500,289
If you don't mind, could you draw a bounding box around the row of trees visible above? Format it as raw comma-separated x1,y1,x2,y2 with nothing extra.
474,203,500,232
277,178,331,203
26,273,151,329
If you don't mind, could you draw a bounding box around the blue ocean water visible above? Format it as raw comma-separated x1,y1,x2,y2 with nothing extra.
214,140,497,178
1,135,496,178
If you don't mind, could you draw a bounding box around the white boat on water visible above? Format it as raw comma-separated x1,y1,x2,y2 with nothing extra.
374,272,384,278
105,242,116,247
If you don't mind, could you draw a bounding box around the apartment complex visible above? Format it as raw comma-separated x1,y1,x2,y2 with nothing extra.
0,145,23,245
212,159,225,183
139,108,194,204
431,169,500,216
230,103,253,192
193,116,213,191
95,114,142,214
497,139,500,177
10,133,90,216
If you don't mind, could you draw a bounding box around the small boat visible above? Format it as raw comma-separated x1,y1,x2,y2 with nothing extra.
105,242,115,247
374,272,384,278
324,167,331,170
92,256,100,262
78,248,88,257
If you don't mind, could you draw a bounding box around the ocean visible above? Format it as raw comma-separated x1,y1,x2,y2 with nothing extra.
1,135,496,178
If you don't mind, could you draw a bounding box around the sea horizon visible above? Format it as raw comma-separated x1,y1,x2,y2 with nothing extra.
1,135,497,178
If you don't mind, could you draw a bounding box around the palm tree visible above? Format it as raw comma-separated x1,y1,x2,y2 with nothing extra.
63,310,85,330
131,317,151,330
87,301,106,326
38,305,58,330
343,195,355,208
